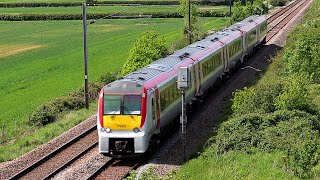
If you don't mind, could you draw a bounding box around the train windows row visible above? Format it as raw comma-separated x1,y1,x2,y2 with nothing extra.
160,82,180,111
202,53,222,78
228,38,242,58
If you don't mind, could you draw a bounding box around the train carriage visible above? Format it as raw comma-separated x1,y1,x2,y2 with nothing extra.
97,15,267,157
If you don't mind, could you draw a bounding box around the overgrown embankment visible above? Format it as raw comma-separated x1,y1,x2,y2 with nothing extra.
176,0,320,179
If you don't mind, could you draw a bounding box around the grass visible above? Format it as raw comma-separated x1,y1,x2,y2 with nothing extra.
0,103,97,162
175,151,297,179
0,17,229,146
0,5,229,15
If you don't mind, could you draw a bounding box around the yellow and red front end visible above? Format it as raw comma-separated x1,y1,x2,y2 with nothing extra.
97,82,149,156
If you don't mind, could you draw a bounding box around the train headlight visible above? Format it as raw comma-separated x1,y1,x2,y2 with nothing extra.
106,127,112,133
101,127,112,133
133,127,140,133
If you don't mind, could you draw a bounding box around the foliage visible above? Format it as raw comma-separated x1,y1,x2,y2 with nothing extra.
214,110,320,177
231,0,268,22
121,30,168,75
231,0,247,22
283,28,320,83
275,73,312,111
177,0,204,46
98,71,119,86
307,84,320,115
232,78,282,115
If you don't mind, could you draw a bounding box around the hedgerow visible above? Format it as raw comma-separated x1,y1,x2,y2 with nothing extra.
0,10,226,21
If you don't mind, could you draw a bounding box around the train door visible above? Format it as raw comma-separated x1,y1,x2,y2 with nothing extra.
196,62,202,95
151,96,156,132
154,88,161,133
191,64,198,97
242,32,247,61
223,44,228,71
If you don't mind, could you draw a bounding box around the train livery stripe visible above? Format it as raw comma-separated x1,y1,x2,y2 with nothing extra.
193,66,197,96
140,87,148,128
155,88,161,129
98,88,104,128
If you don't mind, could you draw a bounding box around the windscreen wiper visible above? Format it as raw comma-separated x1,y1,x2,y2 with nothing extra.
110,106,121,118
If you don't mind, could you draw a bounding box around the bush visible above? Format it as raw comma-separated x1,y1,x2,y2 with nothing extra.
232,79,283,115
121,30,168,75
98,71,119,86
284,28,320,83
275,73,312,111
215,110,320,177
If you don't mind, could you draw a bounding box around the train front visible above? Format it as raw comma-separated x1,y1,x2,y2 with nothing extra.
97,80,148,157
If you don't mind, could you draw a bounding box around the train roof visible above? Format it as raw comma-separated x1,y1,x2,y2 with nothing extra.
105,15,266,91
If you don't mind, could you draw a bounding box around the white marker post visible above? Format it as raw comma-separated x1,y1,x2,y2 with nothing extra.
177,67,190,161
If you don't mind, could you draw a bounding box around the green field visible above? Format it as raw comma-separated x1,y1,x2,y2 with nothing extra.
0,5,228,15
0,17,229,140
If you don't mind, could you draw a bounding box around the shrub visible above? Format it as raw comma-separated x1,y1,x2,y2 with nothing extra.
121,30,168,75
284,28,320,82
214,110,320,177
275,73,312,111
98,71,119,86
232,79,282,115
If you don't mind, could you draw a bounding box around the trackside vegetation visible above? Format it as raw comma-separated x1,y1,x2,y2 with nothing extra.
175,0,320,179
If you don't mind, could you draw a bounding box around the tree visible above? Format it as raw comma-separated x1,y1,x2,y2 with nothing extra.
232,0,247,22
121,30,168,75
174,0,202,49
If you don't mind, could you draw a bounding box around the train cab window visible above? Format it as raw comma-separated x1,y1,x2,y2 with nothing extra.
104,95,121,115
123,95,142,115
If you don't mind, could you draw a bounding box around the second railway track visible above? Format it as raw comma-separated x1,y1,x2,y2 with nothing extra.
9,125,98,180
267,0,311,42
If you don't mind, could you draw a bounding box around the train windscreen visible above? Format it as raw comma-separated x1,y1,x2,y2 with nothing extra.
123,95,141,115
103,95,142,115
104,95,121,115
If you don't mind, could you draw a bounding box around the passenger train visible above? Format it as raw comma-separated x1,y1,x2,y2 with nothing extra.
97,15,267,156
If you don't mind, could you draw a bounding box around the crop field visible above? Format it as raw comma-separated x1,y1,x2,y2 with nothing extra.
0,5,229,15
0,17,229,140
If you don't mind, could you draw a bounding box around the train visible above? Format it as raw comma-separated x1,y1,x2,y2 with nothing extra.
97,15,267,157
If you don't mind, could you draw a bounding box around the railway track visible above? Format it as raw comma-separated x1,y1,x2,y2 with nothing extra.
266,0,311,42
87,158,141,179
267,0,302,23
9,125,98,180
